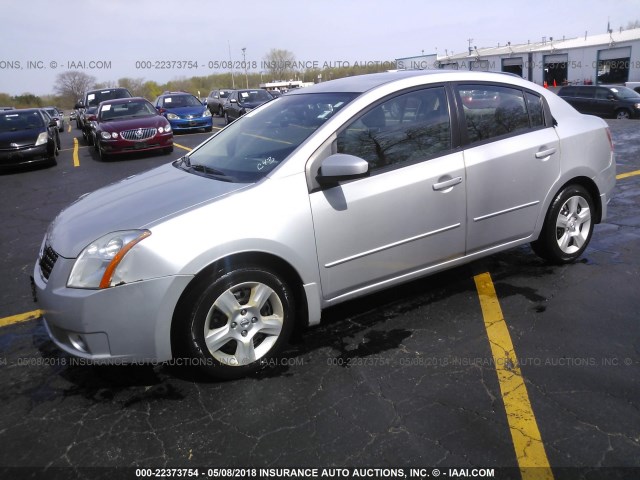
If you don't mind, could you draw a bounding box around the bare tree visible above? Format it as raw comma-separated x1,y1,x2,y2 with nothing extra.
263,49,296,81
117,77,146,97
625,20,640,30
54,71,95,105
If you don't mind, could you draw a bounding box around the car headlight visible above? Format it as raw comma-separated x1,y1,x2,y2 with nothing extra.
634,103,640,109
167,113,179,120
202,109,212,118
67,230,151,289
100,131,118,139
158,124,171,133
35,132,49,146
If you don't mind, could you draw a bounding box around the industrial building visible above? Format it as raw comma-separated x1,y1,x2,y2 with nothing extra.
396,28,640,86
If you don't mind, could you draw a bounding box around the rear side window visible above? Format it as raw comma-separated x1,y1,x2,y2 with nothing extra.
525,92,544,127
457,85,546,145
337,86,451,171
575,87,595,99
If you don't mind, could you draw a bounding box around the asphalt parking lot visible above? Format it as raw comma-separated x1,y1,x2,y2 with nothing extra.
0,116,638,480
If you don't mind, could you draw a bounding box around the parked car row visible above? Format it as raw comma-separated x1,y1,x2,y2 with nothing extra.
206,88,275,123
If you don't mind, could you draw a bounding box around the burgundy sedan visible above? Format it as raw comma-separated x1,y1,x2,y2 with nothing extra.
93,97,173,161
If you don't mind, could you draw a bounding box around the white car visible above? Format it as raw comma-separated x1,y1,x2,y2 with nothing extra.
34,70,616,379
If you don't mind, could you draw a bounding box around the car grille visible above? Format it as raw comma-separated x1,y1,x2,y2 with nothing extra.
120,128,157,141
39,243,58,280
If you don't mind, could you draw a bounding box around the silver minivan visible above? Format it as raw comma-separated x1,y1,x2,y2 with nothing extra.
34,71,616,378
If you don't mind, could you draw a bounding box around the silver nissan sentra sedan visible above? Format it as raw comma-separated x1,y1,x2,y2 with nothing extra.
33,71,616,379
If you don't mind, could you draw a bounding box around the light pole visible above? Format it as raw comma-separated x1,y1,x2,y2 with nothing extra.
242,48,248,89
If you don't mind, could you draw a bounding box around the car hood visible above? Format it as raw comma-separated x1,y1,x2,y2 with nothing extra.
97,115,167,132
48,163,249,258
0,128,42,148
166,106,206,116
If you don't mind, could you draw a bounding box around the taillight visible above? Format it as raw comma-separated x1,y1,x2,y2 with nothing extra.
605,127,614,152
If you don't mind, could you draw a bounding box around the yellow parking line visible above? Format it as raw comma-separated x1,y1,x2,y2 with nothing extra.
73,137,80,167
67,123,72,133
616,169,640,180
0,309,41,328
474,273,554,480
174,143,192,152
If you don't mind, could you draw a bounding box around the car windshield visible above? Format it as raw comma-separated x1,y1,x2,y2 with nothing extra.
99,101,157,121
610,86,640,99
163,95,202,108
219,91,230,98
0,111,44,132
44,108,58,117
180,92,357,183
237,89,273,104
86,89,131,107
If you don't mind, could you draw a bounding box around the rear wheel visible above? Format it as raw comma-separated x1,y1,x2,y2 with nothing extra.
182,266,295,379
615,109,631,120
531,184,595,264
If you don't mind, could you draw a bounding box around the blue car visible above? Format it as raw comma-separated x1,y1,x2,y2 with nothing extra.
154,92,213,133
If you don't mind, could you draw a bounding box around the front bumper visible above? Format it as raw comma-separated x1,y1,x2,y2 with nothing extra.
169,116,212,131
0,144,50,167
33,253,193,363
99,133,173,155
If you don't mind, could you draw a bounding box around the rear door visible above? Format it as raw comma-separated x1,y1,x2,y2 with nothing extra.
454,84,561,253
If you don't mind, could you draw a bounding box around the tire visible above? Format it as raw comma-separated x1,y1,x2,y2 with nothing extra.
224,112,230,125
97,143,110,162
183,266,295,379
531,184,595,264
164,146,174,154
204,126,213,133
217,106,223,117
615,109,631,120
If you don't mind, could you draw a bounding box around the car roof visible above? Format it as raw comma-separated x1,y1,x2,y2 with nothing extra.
287,70,539,95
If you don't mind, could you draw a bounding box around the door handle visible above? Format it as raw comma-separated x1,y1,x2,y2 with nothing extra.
535,147,557,159
433,176,462,191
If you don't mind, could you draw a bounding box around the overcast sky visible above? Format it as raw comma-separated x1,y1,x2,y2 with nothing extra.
1,0,639,96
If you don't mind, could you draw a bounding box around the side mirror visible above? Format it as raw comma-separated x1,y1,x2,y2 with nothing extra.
316,153,369,186
606,93,615,100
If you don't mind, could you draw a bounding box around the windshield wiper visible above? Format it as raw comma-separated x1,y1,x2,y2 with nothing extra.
190,163,234,182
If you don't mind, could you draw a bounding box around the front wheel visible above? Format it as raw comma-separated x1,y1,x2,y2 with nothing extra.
183,266,295,379
531,184,595,264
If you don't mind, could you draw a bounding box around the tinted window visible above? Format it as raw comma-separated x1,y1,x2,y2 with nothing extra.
161,95,202,108
595,88,610,100
575,87,595,99
558,87,575,97
0,111,44,132
525,92,545,127
86,89,132,107
337,87,451,170
457,84,530,143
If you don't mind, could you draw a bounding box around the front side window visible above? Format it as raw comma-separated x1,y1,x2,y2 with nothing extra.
182,92,357,183
337,87,451,171
457,84,535,144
